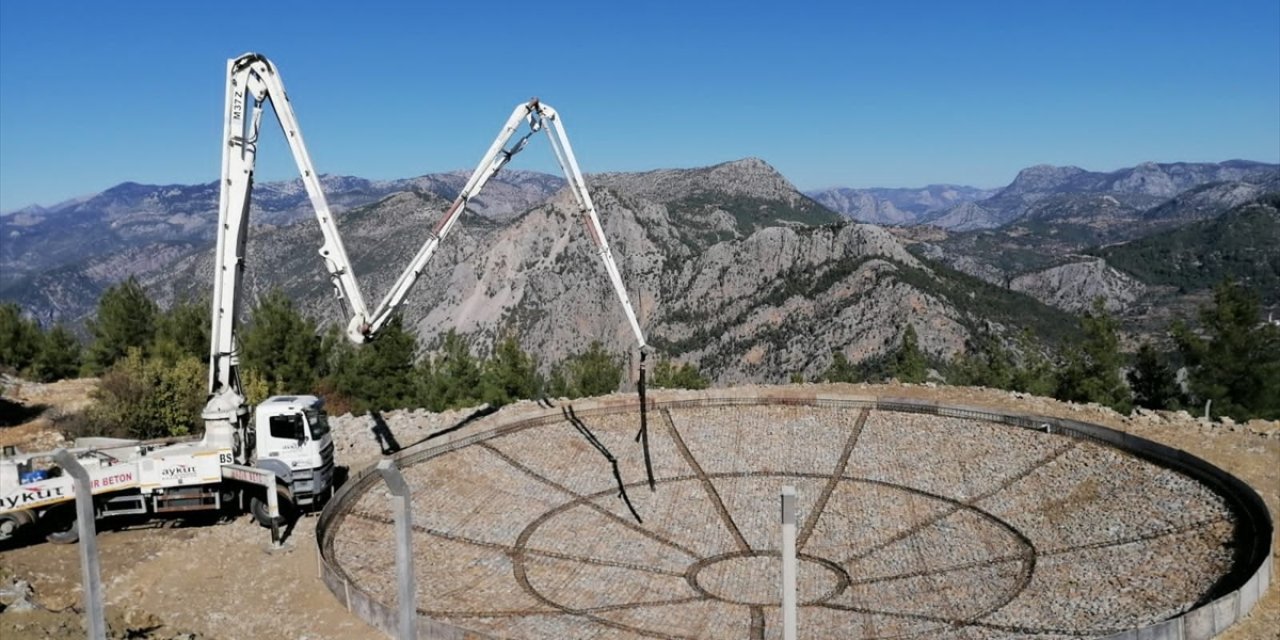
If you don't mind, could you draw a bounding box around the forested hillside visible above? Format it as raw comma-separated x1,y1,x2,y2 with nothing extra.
1093,194,1280,303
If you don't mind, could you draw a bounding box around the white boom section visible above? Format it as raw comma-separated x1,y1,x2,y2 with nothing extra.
363,99,647,350
206,53,376,457
539,102,647,350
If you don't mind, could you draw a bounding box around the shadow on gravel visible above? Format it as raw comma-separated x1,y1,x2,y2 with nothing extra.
416,404,500,448
332,465,351,490
0,396,46,427
275,517,299,545
369,410,402,455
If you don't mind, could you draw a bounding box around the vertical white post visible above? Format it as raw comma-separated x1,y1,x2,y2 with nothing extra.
220,465,283,546
377,459,417,640
781,485,797,640
266,476,280,546
51,449,106,640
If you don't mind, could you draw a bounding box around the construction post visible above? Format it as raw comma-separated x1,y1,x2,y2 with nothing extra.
221,464,282,546
377,459,417,640
781,485,797,640
267,480,280,547
51,449,106,640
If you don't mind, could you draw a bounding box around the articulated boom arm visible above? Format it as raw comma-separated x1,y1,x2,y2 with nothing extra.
537,100,648,351
205,54,648,463
208,53,374,403
364,99,648,351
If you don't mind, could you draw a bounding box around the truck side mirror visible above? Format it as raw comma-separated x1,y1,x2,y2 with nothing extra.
293,421,307,443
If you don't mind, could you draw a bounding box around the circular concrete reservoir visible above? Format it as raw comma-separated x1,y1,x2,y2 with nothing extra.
318,392,1273,639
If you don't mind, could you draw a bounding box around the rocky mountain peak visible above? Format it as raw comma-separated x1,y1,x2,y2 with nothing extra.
1111,162,1180,197
1004,164,1087,194
716,156,774,174
593,157,803,206
7,204,46,218
705,157,797,192
102,181,148,195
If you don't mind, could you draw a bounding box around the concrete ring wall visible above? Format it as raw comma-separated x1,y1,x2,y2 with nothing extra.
315,391,1274,640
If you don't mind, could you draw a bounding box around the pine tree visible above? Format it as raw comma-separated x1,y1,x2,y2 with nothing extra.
315,326,356,415
154,297,211,363
949,331,1015,390
1175,281,1280,420
1056,299,1132,413
1128,342,1182,411
419,330,483,411
548,341,622,399
650,358,709,390
356,316,420,412
86,277,158,373
822,352,860,383
239,289,324,395
1010,329,1057,397
950,329,1058,395
327,317,422,415
31,325,81,382
889,325,927,383
480,335,541,407
546,366,570,399
0,303,40,373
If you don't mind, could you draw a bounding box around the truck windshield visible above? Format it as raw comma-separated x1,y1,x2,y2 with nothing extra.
307,411,330,441
269,414,305,441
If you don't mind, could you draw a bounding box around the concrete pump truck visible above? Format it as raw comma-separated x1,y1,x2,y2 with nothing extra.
0,53,648,545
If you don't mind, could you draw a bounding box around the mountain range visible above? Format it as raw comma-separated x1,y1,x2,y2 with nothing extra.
808,160,1277,231
135,159,1022,383
0,170,564,287
2,157,1276,382
891,161,1279,314
806,184,998,225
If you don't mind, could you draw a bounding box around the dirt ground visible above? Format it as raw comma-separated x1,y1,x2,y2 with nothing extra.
0,378,1276,639
0,374,93,452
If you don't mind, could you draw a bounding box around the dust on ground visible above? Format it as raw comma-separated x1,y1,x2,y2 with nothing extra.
1,378,1276,639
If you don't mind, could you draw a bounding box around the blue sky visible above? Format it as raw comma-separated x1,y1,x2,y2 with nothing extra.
1,0,1277,211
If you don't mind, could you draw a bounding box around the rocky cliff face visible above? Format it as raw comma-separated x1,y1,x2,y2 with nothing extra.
920,202,1002,232
1140,178,1275,225
1009,258,1146,313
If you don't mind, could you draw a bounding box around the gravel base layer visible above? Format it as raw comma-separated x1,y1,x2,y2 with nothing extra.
328,403,1240,639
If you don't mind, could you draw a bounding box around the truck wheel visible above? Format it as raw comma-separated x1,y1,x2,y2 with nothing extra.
249,489,295,528
43,507,80,545
0,514,29,545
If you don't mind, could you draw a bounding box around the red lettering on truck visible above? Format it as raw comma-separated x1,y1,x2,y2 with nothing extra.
91,472,135,490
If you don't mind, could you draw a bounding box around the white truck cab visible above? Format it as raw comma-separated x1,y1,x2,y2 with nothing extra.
253,395,334,509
